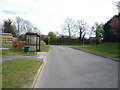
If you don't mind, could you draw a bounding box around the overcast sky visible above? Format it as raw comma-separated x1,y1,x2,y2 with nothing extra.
0,0,119,35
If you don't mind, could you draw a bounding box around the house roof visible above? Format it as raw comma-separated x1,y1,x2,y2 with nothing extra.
26,33,40,37
0,33,12,35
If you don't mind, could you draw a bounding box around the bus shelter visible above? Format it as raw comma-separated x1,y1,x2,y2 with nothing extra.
25,33,40,52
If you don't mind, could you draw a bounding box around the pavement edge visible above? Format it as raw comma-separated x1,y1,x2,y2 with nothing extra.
30,47,51,88
70,47,119,62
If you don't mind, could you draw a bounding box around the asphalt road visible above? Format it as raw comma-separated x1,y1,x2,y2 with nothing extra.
34,46,118,88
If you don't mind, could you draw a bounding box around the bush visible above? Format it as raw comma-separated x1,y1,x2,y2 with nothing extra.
40,40,46,45
12,41,25,49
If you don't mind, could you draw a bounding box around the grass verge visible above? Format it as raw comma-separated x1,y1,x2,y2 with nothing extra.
70,43,119,58
2,45,37,56
0,63,2,89
0,42,12,48
2,59,42,88
2,45,50,56
2,49,37,56
41,45,50,52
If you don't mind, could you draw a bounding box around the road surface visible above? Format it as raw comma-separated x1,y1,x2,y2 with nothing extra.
34,46,118,88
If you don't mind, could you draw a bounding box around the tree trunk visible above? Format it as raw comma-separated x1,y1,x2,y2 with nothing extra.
79,29,82,44
68,28,71,44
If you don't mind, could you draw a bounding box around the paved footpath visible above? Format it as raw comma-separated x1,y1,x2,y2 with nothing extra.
34,46,118,88
2,52,47,62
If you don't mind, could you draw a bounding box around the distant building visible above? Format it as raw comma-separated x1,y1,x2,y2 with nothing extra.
0,33,13,42
89,37,102,44
103,14,120,42
89,37,96,44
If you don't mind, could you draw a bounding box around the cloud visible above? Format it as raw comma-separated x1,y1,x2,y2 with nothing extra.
0,0,118,35
3,10,17,14
3,10,28,15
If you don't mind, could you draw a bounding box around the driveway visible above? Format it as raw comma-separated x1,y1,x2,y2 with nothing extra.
34,46,118,88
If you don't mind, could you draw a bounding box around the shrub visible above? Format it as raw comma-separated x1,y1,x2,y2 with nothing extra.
40,40,46,46
12,41,25,50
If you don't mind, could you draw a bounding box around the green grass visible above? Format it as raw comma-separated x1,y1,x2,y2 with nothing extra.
2,45,50,56
0,57,1,89
71,43,119,58
2,59,42,88
1,42,12,44
0,42,12,48
41,45,50,52
2,49,37,56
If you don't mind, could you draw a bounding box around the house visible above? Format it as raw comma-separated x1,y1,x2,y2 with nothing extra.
89,37,102,44
103,14,120,42
89,37,96,44
0,33,13,42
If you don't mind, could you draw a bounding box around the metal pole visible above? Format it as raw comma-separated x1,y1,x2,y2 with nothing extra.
83,37,84,46
48,37,50,45
83,33,85,46
39,34,41,52
36,35,37,52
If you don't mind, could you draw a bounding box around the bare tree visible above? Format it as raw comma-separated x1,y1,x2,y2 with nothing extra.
115,1,120,14
62,18,74,39
15,17,25,36
74,19,88,43
22,20,33,33
15,17,40,35
33,26,41,34
0,24,2,33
